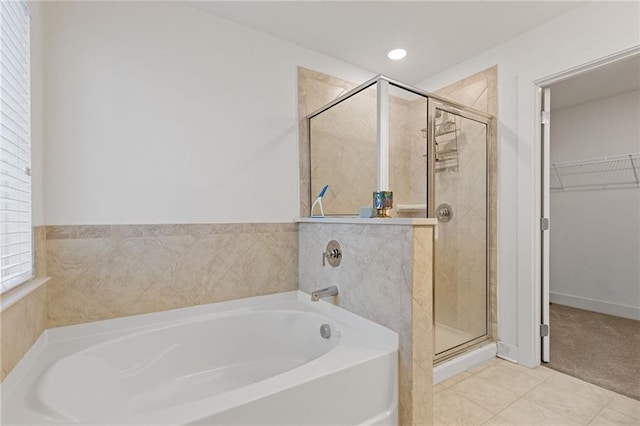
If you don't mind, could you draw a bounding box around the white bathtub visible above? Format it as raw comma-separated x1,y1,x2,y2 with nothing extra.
1,291,398,425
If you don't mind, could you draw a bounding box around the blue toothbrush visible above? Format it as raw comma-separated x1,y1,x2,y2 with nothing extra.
311,185,329,217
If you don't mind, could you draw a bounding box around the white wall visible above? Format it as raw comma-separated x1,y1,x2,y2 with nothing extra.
550,90,640,320
29,1,44,226
416,2,640,366
42,1,373,225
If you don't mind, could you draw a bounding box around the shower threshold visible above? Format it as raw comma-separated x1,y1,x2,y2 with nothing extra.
433,342,497,384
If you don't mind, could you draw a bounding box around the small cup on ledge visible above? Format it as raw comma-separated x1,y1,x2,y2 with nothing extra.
373,191,393,218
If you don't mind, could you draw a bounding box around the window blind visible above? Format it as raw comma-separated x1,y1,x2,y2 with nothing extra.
0,0,32,293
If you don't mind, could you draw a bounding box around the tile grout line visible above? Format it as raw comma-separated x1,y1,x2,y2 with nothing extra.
446,373,507,417
604,395,640,421
591,391,640,424
439,359,638,426
475,362,558,422
587,402,610,425
435,387,494,425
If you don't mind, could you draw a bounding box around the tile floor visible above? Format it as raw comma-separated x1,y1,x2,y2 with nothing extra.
433,358,640,425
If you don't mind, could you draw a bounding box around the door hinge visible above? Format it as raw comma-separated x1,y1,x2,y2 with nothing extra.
540,217,549,231
540,324,550,337
541,110,550,125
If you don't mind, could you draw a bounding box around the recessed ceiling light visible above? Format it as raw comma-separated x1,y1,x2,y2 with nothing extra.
387,48,407,60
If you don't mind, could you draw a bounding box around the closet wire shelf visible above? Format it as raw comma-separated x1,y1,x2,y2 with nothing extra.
550,153,640,191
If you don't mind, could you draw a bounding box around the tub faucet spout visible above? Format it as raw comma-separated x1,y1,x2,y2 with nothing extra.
311,286,338,302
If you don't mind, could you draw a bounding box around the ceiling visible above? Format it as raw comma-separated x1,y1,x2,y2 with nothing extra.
186,1,587,84
551,55,640,110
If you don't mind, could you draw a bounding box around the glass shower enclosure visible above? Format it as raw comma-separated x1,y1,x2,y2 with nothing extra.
306,76,494,362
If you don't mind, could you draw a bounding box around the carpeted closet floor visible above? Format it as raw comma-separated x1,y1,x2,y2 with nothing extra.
546,303,640,401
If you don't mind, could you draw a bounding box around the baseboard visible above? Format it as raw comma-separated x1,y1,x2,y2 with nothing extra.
433,343,497,384
550,292,640,320
496,340,518,362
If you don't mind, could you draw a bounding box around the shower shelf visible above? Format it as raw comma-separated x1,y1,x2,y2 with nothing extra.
395,203,427,213
435,112,459,172
550,153,640,191
436,149,458,157
435,122,457,137
419,113,460,172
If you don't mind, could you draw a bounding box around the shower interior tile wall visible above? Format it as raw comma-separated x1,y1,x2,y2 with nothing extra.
309,85,378,213
45,223,298,328
390,96,426,211
433,117,488,336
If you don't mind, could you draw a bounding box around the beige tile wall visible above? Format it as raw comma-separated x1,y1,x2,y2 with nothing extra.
0,226,49,382
404,97,429,210
45,223,298,328
298,222,434,426
433,66,498,117
389,96,425,212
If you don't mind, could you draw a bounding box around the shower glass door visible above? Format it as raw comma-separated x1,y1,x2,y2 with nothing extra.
431,103,489,359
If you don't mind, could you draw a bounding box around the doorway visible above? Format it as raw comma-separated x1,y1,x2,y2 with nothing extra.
539,54,640,400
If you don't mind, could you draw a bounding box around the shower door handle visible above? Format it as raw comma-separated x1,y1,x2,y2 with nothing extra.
436,203,453,222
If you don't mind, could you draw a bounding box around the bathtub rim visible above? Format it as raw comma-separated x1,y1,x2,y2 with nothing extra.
43,291,397,345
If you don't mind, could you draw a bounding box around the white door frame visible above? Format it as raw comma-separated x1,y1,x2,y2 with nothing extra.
540,86,551,363
530,47,640,365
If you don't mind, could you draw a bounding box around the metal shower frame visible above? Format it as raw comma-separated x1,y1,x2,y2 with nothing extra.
306,74,493,217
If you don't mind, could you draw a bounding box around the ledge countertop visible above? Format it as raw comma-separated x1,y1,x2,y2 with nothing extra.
295,217,438,226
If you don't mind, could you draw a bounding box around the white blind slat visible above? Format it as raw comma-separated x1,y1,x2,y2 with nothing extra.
0,0,32,294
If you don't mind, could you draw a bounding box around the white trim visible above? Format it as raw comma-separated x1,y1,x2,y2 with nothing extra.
496,340,518,363
533,46,640,86
541,86,551,363
550,293,640,321
0,276,49,313
516,47,640,369
433,343,497,384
